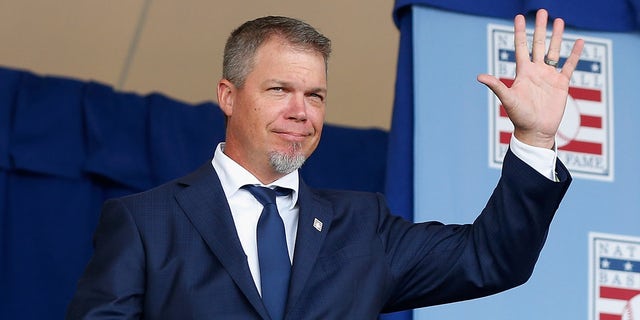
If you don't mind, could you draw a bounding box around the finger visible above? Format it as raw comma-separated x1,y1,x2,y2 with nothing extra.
531,9,549,63
560,39,584,78
477,74,512,106
545,18,565,63
513,14,530,66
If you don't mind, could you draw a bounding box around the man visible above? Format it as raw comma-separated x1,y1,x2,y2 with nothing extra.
67,9,584,319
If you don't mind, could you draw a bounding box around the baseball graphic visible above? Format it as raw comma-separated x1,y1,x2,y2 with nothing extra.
622,294,640,320
556,94,581,148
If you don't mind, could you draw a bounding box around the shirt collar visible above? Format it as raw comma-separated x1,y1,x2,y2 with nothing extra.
211,143,299,207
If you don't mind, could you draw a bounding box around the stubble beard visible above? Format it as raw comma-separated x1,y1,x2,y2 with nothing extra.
269,142,306,174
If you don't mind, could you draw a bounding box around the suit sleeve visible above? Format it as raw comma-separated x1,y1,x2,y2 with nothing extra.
66,199,145,319
380,149,571,311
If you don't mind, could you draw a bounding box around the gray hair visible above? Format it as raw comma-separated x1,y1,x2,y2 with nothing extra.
222,16,332,87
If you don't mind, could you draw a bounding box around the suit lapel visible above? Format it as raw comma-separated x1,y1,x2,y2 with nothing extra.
285,180,333,314
174,164,270,319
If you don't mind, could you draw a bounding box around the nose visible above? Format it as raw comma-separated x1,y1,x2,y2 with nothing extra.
286,93,307,121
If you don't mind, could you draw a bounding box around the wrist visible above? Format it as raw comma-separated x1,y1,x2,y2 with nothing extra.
513,130,555,150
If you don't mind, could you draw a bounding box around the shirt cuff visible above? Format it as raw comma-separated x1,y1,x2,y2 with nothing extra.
509,135,558,181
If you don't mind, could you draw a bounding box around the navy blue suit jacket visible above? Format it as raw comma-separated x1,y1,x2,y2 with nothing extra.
67,149,571,319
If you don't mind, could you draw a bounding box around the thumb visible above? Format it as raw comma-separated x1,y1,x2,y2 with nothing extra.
477,74,510,104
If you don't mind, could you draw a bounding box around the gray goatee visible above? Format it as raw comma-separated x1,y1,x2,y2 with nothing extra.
269,142,306,174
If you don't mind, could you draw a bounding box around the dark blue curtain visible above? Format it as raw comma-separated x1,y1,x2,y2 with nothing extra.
394,0,640,31
380,6,415,320
0,66,388,319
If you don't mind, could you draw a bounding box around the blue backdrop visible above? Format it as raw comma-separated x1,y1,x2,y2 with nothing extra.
387,1,639,319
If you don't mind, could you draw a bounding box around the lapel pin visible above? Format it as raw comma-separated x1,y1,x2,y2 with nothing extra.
313,218,323,232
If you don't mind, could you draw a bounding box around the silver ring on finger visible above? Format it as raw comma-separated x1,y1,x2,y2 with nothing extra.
544,56,559,67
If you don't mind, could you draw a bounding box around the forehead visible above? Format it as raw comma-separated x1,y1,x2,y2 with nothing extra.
249,37,327,83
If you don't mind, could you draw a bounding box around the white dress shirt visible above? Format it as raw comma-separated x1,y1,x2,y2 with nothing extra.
210,137,557,293
211,143,299,295
509,135,558,181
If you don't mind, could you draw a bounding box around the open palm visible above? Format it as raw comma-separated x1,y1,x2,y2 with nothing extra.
478,9,584,149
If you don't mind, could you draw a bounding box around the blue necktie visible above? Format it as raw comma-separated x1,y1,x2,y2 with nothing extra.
243,185,292,320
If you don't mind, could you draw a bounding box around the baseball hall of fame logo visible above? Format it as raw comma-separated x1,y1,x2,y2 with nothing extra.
589,233,640,320
487,24,614,181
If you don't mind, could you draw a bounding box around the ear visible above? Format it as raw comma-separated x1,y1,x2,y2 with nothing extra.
217,79,235,117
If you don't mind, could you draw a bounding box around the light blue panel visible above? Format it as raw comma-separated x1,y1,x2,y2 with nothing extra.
412,6,640,320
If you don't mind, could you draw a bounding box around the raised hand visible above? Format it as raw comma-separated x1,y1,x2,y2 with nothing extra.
477,9,584,149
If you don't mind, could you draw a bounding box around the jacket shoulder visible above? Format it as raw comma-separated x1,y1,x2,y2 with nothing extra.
110,162,217,207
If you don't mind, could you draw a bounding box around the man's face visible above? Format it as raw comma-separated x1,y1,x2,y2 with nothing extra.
218,36,327,183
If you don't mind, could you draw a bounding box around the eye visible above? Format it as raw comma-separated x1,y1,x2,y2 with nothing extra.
269,87,285,92
308,92,325,102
